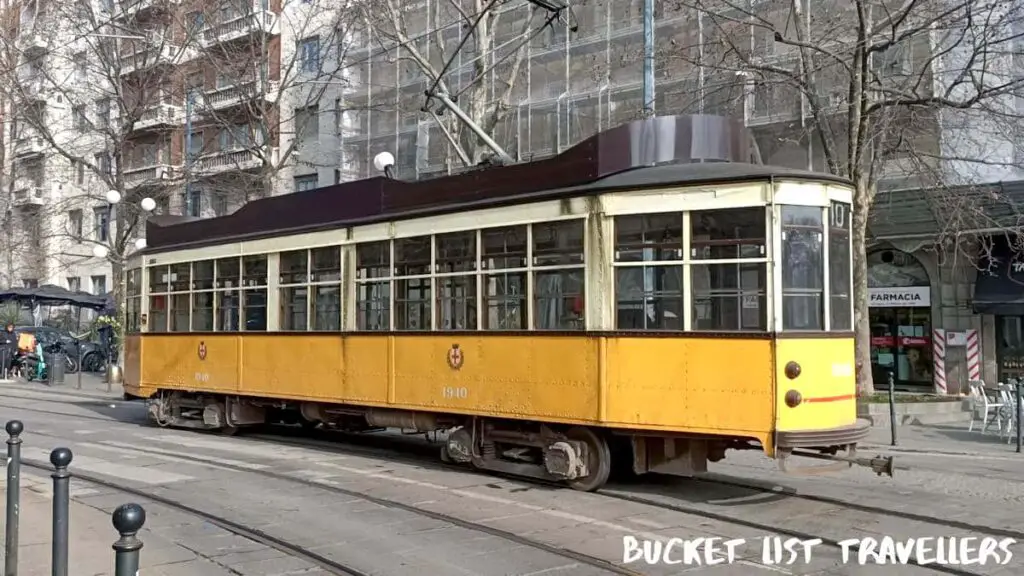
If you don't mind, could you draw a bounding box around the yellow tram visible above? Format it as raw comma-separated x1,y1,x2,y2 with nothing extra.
123,115,888,491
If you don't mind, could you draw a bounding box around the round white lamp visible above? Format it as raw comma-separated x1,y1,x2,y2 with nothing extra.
134,238,147,250
140,197,156,212
373,151,395,174
105,190,122,204
92,244,109,259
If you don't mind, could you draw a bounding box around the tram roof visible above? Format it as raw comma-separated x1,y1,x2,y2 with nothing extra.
145,114,851,254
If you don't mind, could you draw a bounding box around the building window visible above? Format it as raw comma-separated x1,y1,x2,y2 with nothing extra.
73,52,87,80
68,209,83,241
186,185,201,217
294,174,318,192
72,106,88,131
93,207,109,241
73,161,85,185
67,277,80,292
22,279,38,288
94,153,111,176
91,275,106,295
295,105,319,145
299,36,320,73
187,130,203,158
95,98,110,129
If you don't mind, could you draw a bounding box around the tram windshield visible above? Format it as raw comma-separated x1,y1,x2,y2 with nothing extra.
779,201,852,332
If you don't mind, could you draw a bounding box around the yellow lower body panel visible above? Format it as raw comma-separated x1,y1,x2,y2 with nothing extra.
125,334,792,453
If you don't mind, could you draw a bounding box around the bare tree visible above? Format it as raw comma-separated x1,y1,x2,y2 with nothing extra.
0,0,358,325
646,0,1024,392
356,0,560,169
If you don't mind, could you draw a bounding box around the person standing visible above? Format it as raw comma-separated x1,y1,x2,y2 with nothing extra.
2,323,18,378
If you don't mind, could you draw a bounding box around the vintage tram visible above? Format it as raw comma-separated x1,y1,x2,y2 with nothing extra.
122,115,890,491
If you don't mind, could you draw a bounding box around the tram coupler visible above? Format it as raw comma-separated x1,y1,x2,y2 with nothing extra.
790,449,895,477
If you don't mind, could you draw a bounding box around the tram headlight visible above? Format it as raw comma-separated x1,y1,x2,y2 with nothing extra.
784,390,802,408
784,361,801,379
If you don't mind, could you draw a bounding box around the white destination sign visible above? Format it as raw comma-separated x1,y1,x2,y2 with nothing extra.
868,287,930,308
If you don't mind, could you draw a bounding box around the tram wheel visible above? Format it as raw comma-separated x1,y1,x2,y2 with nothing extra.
565,427,611,492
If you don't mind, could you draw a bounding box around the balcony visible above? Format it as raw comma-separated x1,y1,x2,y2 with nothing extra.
195,149,271,174
203,7,279,46
14,134,45,157
202,80,280,112
133,103,183,131
12,185,45,206
119,43,190,76
124,163,175,189
16,32,48,55
111,0,181,21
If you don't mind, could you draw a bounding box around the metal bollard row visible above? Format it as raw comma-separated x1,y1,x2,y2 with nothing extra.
2,420,146,576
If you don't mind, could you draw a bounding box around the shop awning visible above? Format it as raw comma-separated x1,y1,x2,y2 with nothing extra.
973,237,1024,315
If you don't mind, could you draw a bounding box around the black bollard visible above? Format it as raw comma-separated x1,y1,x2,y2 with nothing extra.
49,448,72,576
5,420,23,576
1016,381,1022,454
111,503,146,576
888,371,898,446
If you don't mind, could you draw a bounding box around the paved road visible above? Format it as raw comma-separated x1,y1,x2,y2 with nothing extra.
0,381,1021,575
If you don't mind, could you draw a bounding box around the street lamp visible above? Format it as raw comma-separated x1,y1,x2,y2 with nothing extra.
373,151,395,179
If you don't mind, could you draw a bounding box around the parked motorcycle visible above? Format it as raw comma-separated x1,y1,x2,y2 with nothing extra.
21,340,64,382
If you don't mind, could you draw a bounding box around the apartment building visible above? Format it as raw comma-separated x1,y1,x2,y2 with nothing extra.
1,0,345,290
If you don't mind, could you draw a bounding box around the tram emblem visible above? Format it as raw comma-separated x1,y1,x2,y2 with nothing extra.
446,344,464,370
198,341,207,360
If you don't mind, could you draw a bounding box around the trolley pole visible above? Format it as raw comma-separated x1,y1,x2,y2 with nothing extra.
888,371,898,446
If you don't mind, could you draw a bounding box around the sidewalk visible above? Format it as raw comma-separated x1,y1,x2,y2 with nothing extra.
860,419,1024,456
0,471,268,575
0,374,122,402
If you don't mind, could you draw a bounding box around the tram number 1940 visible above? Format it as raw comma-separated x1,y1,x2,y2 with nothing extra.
442,386,468,399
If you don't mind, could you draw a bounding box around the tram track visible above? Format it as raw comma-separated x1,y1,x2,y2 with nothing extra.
2,393,1021,575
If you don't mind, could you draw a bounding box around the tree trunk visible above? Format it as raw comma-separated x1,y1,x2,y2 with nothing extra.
852,179,874,394
110,257,125,365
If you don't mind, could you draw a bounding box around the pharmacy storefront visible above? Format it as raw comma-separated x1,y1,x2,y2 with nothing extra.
867,250,935,390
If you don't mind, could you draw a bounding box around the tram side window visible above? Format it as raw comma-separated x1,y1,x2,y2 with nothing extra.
781,206,824,330
481,226,527,330
168,263,191,332
310,246,342,331
125,268,142,333
356,241,391,331
215,258,241,331
690,207,768,331
829,201,853,331
436,231,477,330
532,220,585,330
279,250,309,331
394,236,431,330
192,260,214,331
613,213,683,329
242,256,268,331
148,266,169,332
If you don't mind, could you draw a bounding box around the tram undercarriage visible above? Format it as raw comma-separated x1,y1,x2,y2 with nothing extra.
145,391,890,491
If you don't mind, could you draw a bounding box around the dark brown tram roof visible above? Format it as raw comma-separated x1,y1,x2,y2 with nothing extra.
145,114,851,254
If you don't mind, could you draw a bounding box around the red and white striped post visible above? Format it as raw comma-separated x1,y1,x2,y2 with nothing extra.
966,329,981,383
933,328,947,395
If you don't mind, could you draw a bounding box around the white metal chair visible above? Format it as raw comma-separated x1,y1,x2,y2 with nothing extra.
967,380,1004,434
999,381,1023,443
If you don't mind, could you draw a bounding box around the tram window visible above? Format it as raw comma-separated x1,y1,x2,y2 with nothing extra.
280,250,309,331
395,236,431,330
436,231,477,330
215,258,240,288
149,266,169,293
126,268,142,333
280,250,309,284
482,226,527,330
241,255,267,331
533,220,584,266
311,246,342,282
781,205,824,330
614,214,683,262
216,290,240,331
193,261,214,290
356,241,390,331
532,220,585,330
829,201,853,331
312,285,341,330
691,262,767,331
169,293,190,332
192,292,214,331
690,208,766,260
149,295,168,332
615,266,683,329
482,226,527,270
169,263,191,292
243,290,267,331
